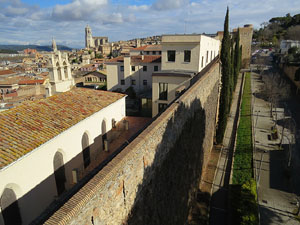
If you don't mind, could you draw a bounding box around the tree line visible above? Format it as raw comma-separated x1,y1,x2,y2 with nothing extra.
216,7,242,143
253,13,300,47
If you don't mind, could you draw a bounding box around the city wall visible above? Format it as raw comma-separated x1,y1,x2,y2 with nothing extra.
44,60,221,225
281,64,300,90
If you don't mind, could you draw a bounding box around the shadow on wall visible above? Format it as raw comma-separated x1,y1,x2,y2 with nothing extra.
124,99,207,225
0,129,113,225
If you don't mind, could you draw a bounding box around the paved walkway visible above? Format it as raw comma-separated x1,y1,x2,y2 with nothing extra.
209,73,244,225
251,68,300,225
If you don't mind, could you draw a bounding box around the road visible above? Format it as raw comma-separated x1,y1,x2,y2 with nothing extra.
251,55,300,224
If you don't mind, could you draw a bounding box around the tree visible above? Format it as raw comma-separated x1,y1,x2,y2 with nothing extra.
216,7,232,143
286,25,300,40
234,28,241,88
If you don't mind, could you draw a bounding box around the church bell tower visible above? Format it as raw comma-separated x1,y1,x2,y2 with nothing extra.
85,25,94,49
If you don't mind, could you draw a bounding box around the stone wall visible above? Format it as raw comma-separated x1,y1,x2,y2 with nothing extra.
281,64,300,90
43,60,221,225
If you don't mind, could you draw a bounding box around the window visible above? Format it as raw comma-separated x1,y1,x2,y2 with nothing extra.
152,51,156,55
146,51,150,55
206,51,209,63
131,79,136,85
201,56,204,68
143,80,147,85
159,51,162,55
131,66,135,71
158,103,168,113
120,65,124,72
167,50,176,62
184,50,191,62
143,66,147,71
140,51,143,55
121,79,125,85
159,83,168,100
154,65,159,71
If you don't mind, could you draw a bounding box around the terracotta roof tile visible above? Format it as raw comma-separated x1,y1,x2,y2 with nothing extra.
106,55,161,64
18,80,45,85
0,89,125,170
0,70,15,76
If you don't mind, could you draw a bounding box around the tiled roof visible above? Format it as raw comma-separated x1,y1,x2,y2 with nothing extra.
18,80,45,85
131,45,149,51
106,55,161,64
0,89,125,170
0,70,15,76
132,55,161,63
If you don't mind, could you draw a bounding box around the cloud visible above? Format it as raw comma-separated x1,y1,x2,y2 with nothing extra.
0,0,39,17
128,5,150,11
0,0,300,48
51,0,108,21
152,0,189,10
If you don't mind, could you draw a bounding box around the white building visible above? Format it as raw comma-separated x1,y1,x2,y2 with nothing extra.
280,40,300,54
0,89,126,225
152,34,220,116
106,55,161,93
46,39,75,97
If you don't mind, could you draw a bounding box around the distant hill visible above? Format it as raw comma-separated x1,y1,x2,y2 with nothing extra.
0,44,73,52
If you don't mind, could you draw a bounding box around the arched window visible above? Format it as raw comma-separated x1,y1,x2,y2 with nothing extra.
1,185,22,225
101,119,107,151
82,132,91,168
56,62,62,80
53,151,66,195
63,61,68,79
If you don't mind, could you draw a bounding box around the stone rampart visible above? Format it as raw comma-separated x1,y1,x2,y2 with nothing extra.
44,60,221,225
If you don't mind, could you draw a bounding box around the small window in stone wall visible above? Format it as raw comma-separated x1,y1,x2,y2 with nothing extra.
120,66,124,72
132,66,135,71
143,80,147,85
131,79,136,85
121,79,125,85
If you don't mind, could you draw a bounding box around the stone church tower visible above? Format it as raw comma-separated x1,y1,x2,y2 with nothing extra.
85,25,95,49
46,38,75,97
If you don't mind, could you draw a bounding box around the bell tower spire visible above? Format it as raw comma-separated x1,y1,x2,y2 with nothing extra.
52,37,57,52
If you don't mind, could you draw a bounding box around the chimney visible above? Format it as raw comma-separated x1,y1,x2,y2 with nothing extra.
124,55,131,78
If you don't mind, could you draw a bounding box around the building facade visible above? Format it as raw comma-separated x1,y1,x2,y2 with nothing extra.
280,40,300,54
46,39,75,97
106,55,161,93
152,34,220,116
0,89,126,225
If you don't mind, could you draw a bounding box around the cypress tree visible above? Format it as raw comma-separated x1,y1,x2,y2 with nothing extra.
234,28,241,88
216,7,231,143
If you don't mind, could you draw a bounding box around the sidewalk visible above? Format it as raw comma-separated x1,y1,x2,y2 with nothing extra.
209,73,244,225
251,69,299,225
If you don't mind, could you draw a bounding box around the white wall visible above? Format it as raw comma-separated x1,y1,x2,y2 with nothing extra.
152,75,189,116
0,97,126,225
161,35,220,73
107,62,161,93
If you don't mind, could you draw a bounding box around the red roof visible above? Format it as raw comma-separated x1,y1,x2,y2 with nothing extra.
18,80,45,85
0,70,15,76
131,45,149,51
106,55,161,64
3,92,18,97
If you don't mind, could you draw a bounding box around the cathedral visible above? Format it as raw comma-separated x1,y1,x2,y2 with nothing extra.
85,25,109,50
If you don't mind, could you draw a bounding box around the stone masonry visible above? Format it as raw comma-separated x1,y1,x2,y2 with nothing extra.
44,60,221,225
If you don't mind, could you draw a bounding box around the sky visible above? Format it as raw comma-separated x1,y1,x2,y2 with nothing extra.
0,0,299,48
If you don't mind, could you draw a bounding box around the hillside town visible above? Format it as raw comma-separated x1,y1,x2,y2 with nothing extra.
0,1,300,224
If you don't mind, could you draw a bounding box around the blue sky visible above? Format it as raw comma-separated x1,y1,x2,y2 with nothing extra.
0,0,299,48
